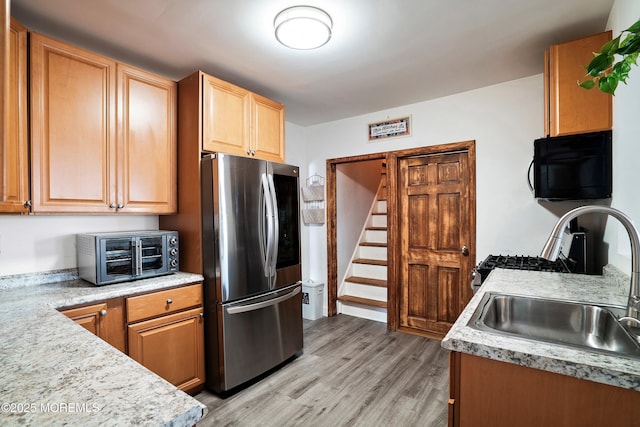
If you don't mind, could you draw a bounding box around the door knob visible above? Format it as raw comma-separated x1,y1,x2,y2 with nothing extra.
461,246,469,256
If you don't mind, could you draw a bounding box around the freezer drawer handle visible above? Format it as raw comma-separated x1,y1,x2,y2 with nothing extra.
226,287,301,315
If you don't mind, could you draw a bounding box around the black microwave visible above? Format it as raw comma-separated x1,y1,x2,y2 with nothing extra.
532,130,612,200
77,231,179,285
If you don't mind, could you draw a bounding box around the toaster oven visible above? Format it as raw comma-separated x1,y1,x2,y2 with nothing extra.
77,231,179,285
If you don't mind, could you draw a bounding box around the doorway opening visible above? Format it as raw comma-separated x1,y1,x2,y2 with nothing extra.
326,141,476,337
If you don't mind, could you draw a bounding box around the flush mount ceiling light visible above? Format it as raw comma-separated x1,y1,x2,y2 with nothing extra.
274,6,333,50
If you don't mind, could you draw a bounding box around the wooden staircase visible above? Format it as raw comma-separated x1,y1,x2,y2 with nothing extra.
337,163,388,322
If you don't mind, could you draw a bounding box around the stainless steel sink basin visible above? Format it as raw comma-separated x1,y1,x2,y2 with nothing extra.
469,293,640,357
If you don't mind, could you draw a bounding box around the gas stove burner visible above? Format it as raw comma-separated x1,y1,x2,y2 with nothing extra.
480,255,571,273
471,254,572,293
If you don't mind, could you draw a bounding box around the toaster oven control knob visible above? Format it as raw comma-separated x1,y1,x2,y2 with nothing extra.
170,259,178,267
100,309,107,316
169,237,177,245
170,248,178,256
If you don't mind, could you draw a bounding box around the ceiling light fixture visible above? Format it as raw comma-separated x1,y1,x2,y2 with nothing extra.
274,6,332,50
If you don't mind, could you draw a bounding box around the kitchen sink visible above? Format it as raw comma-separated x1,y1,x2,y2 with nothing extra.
469,293,640,358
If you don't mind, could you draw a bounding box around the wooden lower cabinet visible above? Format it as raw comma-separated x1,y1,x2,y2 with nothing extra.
126,283,205,394
60,283,205,395
128,307,205,394
449,352,640,427
60,297,126,353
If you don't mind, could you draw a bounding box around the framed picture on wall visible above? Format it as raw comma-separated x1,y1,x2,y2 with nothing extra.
368,116,411,141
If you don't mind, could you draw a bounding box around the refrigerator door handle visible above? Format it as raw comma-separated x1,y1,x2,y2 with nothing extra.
267,173,279,278
261,173,275,278
225,286,301,315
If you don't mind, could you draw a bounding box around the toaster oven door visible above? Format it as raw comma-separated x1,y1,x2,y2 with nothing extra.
99,237,136,284
98,236,167,284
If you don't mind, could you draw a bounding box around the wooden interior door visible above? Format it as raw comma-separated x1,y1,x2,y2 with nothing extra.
397,147,474,337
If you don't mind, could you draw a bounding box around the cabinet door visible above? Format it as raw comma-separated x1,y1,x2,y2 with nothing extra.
117,64,177,214
251,93,285,163
453,352,640,427
546,31,612,136
0,18,29,213
202,74,250,156
128,306,205,393
30,33,117,213
60,298,126,353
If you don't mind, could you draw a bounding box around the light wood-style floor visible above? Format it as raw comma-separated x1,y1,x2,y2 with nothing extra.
195,314,449,426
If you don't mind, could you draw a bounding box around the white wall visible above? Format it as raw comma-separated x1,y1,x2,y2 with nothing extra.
603,0,640,274
284,121,311,281
0,215,157,276
304,74,565,284
336,160,382,283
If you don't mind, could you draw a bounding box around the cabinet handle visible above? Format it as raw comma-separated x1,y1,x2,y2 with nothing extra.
461,246,469,256
117,203,124,209
166,299,173,305
200,313,204,319
109,203,116,209
99,309,107,316
23,200,32,208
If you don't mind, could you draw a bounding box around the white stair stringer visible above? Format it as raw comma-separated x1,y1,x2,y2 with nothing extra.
338,175,388,323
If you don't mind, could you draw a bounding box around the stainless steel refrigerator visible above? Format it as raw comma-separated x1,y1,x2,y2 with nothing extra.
200,153,303,393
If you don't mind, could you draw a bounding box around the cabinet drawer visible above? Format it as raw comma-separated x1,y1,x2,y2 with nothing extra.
127,283,202,323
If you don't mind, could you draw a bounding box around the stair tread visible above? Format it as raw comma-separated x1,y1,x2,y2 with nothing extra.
353,258,387,266
345,276,387,287
359,242,387,247
338,295,387,308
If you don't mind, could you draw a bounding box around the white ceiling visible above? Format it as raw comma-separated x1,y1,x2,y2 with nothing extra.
10,0,614,126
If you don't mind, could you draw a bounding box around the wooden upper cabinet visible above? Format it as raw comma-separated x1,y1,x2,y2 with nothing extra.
202,74,250,156
252,93,285,162
545,31,612,137
30,32,177,214
199,71,284,162
0,18,29,213
117,64,177,213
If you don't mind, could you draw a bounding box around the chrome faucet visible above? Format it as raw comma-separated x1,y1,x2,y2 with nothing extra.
540,205,640,321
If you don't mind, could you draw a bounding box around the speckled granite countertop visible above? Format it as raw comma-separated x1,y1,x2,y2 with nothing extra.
0,270,207,426
441,267,640,391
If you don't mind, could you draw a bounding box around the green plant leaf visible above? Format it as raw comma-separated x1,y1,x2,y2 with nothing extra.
618,36,640,55
612,60,631,83
586,53,614,76
598,75,619,94
599,37,620,55
626,20,640,34
579,80,596,89
580,18,640,95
